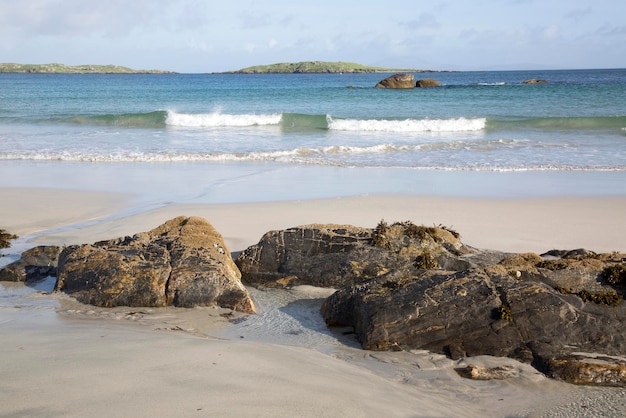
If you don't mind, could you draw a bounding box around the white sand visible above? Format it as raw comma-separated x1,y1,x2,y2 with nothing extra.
2,188,626,417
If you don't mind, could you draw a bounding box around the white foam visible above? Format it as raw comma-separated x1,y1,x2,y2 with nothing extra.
165,110,282,127
320,144,415,154
327,116,486,132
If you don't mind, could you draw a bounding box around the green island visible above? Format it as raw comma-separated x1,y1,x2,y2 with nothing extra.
221,61,438,74
0,63,175,74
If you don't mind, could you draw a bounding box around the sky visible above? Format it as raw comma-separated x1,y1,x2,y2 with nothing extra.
1,0,625,73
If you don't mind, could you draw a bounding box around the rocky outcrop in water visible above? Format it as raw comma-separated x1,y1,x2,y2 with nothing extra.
416,78,441,87
55,216,255,312
375,73,415,89
522,79,548,84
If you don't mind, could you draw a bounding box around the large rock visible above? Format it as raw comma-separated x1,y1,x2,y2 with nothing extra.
0,245,62,283
416,78,441,87
236,221,502,288
522,79,548,84
55,216,255,312
375,73,415,89
322,249,626,385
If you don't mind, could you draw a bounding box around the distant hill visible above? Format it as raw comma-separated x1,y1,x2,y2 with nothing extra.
222,61,435,74
0,63,175,74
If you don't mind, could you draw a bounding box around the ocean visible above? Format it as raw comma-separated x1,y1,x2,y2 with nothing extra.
1,69,626,201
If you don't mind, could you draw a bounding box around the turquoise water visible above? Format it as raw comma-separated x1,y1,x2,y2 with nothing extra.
1,69,625,170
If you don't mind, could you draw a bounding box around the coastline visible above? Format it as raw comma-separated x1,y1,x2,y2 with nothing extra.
3,188,625,255
2,185,626,416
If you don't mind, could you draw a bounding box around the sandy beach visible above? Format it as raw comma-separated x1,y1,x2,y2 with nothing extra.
2,187,626,417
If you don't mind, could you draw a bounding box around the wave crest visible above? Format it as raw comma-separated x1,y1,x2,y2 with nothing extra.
165,110,282,127
327,116,486,132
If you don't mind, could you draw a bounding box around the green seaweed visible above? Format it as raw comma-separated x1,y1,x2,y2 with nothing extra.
414,250,438,269
537,259,571,270
372,219,391,250
495,305,513,321
576,289,623,306
0,228,18,250
552,285,623,306
602,264,626,287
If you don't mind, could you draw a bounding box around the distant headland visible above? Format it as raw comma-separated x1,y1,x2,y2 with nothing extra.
0,63,176,74
220,61,442,74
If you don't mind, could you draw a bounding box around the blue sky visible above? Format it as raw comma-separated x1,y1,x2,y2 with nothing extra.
1,0,624,72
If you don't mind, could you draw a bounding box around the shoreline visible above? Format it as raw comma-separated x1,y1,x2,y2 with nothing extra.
2,187,626,417
3,188,625,255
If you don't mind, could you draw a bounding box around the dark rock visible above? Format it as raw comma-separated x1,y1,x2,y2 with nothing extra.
321,248,626,386
236,221,502,288
375,73,415,89
56,216,255,312
416,78,441,87
0,246,62,283
539,351,626,386
522,79,548,84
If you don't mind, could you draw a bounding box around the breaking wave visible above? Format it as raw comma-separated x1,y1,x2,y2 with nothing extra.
53,111,626,133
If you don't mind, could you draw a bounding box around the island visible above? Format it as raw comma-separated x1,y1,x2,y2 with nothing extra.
220,61,439,74
0,63,176,74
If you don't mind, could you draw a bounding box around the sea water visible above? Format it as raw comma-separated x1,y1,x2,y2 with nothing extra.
1,69,626,201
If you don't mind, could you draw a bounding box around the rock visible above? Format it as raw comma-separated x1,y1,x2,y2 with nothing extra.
0,246,62,283
455,364,518,380
416,78,441,88
522,79,548,84
375,73,415,89
539,352,626,386
321,249,626,385
235,221,501,288
56,216,255,312
238,220,626,385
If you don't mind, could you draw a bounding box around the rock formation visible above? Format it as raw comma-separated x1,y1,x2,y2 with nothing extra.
55,216,255,312
4,216,626,386
235,221,503,288
375,73,415,89
321,249,626,385
416,78,441,87
0,245,62,283
238,220,626,386
522,79,548,84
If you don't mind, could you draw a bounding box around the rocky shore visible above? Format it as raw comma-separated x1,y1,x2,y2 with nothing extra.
3,216,625,387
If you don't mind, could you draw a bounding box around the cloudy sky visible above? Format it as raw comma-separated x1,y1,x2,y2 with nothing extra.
1,0,624,73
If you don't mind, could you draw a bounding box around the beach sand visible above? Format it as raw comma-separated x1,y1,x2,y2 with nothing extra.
2,188,626,417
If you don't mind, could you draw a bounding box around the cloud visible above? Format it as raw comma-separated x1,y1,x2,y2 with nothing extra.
542,24,560,40
399,13,440,31
593,23,626,37
237,9,294,31
0,0,208,39
565,6,593,21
